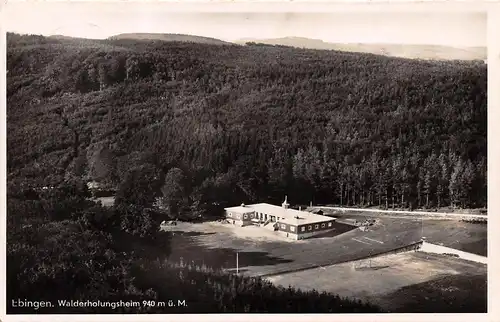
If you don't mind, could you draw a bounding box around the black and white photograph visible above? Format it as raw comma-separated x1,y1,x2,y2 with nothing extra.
1,0,494,318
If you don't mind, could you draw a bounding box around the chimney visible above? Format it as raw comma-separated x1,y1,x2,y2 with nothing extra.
282,195,290,209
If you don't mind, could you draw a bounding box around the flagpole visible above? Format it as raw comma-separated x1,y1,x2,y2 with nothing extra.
421,217,423,239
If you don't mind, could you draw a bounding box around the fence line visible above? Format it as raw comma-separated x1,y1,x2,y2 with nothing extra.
260,240,424,278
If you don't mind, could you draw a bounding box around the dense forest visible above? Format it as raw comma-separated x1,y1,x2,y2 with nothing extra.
7,33,487,214
6,32,486,312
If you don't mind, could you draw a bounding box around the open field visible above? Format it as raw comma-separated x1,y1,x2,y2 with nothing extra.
377,271,487,312
266,251,487,313
164,218,487,312
166,215,486,277
168,219,420,276
333,213,487,256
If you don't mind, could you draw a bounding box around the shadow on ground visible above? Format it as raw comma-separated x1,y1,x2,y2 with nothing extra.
307,222,358,239
169,233,293,270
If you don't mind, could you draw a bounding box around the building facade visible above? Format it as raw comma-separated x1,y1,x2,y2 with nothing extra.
224,197,336,240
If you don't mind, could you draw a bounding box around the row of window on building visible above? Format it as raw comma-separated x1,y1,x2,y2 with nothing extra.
277,222,332,232
228,212,278,221
296,222,333,233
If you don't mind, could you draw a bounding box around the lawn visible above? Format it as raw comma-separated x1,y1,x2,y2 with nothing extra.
333,213,487,256
420,220,487,256
266,251,487,313
166,216,486,277
164,217,487,313
377,272,487,312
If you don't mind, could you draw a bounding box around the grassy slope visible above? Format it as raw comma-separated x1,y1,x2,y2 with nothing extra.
164,215,486,277
332,212,487,256
267,251,486,313
378,273,487,313
165,222,487,313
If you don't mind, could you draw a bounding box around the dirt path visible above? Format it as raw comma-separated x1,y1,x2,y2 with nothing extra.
311,206,487,220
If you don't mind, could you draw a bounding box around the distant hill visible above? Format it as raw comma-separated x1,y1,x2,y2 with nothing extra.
47,34,107,44
235,37,486,61
109,33,233,45
49,35,78,40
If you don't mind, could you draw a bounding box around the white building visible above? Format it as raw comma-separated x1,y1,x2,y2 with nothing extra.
224,196,337,240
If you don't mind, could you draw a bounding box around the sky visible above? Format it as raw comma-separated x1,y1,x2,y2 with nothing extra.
3,2,487,47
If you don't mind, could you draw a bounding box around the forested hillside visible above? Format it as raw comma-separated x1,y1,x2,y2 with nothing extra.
7,33,486,214
6,32,486,313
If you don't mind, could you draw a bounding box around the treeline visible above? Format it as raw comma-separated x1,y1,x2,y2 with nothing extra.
7,33,486,216
6,180,169,313
6,181,381,313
